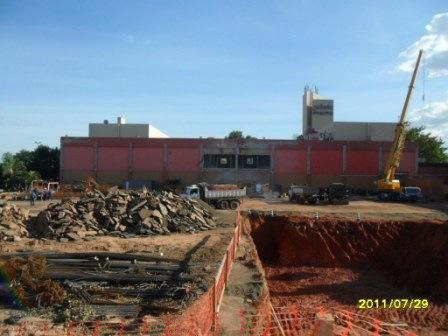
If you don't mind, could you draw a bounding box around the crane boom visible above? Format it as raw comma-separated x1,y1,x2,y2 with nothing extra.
377,49,423,196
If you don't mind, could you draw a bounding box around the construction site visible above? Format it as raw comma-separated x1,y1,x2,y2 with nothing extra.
1,185,448,335
1,8,448,336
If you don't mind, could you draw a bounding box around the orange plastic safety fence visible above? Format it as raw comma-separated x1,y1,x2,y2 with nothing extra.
5,305,421,336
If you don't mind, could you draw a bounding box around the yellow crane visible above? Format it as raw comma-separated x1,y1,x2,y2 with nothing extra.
376,49,423,200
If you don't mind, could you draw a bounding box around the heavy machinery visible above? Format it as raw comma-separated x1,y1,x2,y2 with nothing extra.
318,183,350,205
30,180,60,199
181,182,246,209
288,183,349,205
288,185,318,204
376,49,423,200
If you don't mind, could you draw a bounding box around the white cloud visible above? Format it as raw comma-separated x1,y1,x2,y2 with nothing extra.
398,12,448,77
409,100,448,142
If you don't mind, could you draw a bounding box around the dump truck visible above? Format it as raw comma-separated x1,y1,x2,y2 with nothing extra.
288,183,349,205
181,183,246,209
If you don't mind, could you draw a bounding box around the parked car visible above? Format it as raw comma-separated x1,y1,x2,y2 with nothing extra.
399,187,424,202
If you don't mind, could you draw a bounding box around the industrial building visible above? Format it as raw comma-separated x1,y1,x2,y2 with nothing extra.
60,135,418,193
303,87,396,141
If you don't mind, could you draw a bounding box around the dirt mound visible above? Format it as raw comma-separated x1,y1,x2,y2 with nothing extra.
0,204,29,242
248,215,448,301
209,184,240,191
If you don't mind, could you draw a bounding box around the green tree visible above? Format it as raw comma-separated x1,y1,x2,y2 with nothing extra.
406,127,448,163
225,130,256,140
14,149,34,168
226,130,243,139
0,162,4,189
28,145,60,180
1,153,29,190
25,170,41,186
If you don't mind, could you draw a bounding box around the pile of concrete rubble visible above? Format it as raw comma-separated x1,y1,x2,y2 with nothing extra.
0,203,29,242
33,187,216,241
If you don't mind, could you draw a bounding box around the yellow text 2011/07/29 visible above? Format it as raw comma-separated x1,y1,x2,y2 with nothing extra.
357,299,429,309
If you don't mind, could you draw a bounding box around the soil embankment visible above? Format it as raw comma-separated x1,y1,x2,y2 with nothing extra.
246,214,448,334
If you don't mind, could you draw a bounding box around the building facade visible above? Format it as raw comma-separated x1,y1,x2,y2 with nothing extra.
60,137,418,192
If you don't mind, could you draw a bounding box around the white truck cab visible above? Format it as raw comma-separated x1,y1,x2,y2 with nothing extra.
181,184,200,199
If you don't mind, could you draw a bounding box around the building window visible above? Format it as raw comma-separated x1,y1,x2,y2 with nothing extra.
203,154,270,169
257,155,271,169
203,154,235,168
238,155,270,169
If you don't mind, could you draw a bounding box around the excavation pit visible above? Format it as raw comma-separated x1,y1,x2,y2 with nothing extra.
246,214,448,335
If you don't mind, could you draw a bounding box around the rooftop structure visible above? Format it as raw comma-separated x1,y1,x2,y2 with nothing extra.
302,87,396,141
89,117,169,138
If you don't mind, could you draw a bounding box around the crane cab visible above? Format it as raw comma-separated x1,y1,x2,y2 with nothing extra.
376,178,401,200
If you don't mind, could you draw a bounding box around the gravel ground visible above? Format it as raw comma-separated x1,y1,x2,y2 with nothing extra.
241,198,448,221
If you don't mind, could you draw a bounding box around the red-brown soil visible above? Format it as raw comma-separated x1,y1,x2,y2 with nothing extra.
247,215,448,335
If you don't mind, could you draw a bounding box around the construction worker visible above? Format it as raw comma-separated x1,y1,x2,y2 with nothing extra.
30,188,37,206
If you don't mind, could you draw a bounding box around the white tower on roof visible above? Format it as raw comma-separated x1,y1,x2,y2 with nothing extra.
302,86,334,139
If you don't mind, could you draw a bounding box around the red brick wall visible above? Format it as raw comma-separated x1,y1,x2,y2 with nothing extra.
63,146,94,170
311,149,342,175
60,138,418,186
274,149,307,173
168,147,200,172
98,147,128,171
346,150,378,175
133,147,164,171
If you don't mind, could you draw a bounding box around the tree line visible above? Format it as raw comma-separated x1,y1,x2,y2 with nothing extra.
405,127,448,163
0,145,60,191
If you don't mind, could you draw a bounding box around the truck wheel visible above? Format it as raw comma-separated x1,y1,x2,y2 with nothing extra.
308,197,317,205
230,200,239,210
219,200,229,209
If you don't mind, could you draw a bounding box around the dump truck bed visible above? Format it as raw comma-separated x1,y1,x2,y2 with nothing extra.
204,187,246,199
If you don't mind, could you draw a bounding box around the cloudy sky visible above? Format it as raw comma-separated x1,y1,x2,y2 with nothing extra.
400,12,448,142
0,1,447,153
